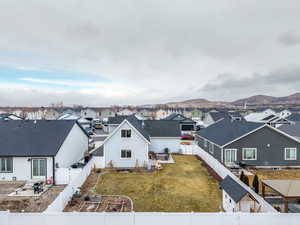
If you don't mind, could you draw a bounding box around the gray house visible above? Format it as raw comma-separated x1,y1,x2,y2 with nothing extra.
196,118,300,168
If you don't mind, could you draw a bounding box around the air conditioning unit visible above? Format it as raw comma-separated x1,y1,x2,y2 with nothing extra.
12,177,17,181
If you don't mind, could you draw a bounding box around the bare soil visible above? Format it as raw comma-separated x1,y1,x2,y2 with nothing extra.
64,172,132,212
0,184,65,212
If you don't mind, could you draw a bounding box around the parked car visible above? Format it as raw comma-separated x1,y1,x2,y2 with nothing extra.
85,127,94,135
93,119,103,129
181,135,194,140
88,138,95,150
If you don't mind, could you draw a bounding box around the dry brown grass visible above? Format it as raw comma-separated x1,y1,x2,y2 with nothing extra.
96,155,222,212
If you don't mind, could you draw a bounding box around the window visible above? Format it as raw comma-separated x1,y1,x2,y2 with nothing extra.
209,143,214,154
285,148,297,160
204,139,208,147
242,148,257,160
0,158,13,172
121,129,131,138
121,150,132,158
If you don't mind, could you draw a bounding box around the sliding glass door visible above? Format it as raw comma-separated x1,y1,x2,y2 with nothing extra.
224,149,237,165
32,158,47,179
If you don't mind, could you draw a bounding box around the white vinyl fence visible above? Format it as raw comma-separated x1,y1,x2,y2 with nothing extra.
1,212,300,225
192,145,277,213
55,168,83,185
45,158,96,212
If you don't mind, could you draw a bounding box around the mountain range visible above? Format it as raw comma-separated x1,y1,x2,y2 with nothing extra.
156,93,300,108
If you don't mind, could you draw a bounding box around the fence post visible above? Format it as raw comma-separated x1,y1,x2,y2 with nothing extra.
0,211,9,225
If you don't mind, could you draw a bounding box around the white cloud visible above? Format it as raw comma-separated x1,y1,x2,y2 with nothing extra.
0,0,300,105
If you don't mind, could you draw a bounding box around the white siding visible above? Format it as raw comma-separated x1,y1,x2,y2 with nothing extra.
222,190,236,212
55,123,89,168
149,138,181,153
108,125,118,133
0,157,53,181
104,122,149,168
203,113,214,126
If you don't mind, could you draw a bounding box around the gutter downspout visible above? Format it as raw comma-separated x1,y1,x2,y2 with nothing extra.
52,156,56,185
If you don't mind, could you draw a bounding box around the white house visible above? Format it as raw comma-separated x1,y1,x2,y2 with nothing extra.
0,120,89,184
101,115,181,168
220,176,259,212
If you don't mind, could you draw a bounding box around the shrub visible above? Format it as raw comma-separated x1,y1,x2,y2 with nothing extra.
252,174,259,193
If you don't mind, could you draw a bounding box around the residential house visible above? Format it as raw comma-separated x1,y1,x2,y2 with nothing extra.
155,108,169,120
0,114,23,120
221,175,258,212
101,115,181,168
162,113,196,133
81,108,98,120
0,120,89,183
245,109,291,128
117,108,136,116
196,118,300,168
203,111,243,127
96,108,116,120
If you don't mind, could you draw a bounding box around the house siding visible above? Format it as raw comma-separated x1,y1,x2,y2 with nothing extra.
149,138,181,153
224,126,300,167
104,122,149,168
55,123,89,168
196,135,222,162
0,157,53,181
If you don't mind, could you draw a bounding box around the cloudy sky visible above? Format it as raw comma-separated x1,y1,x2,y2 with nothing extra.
0,0,300,106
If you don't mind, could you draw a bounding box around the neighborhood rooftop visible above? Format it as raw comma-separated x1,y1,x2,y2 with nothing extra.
220,175,249,203
279,122,300,139
197,118,263,146
0,120,82,157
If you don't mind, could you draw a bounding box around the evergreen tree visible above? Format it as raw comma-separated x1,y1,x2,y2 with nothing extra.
252,174,259,193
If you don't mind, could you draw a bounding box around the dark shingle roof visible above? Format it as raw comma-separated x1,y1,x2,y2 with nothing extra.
107,115,180,139
163,113,195,123
279,122,300,138
220,176,248,202
0,120,78,157
287,113,300,122
144,120,181,137
209,111,231,121
108,115,128,124
126,115,150,142
210,111,243,122
197,119,263,146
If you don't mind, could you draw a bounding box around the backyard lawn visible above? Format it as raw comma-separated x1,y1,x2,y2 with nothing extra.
96,155,222,212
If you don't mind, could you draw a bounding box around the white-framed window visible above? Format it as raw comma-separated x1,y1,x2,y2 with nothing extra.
242,148,257,160
204,139,208,147
285,148,297,160
121,129,131,138
209,143,214,154
121,149,132,159
0,157,13,173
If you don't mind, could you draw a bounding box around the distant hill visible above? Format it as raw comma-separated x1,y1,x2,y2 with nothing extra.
148,92,300,108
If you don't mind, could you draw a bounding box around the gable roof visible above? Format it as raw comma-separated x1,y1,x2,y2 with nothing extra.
286,113,300,122
107,115,128,124
144,120,181,137
220,176,248,202
0,120,80,157
106,115,181,138
163,113,195,124
278,122,300,138
197,119,263,146
126,115,150,142
0,114,23,120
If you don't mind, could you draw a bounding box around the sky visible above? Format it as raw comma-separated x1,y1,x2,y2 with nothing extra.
0,0,300,106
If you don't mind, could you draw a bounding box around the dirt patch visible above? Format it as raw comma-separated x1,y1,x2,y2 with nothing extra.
64,172,132,212
0,185,65,212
